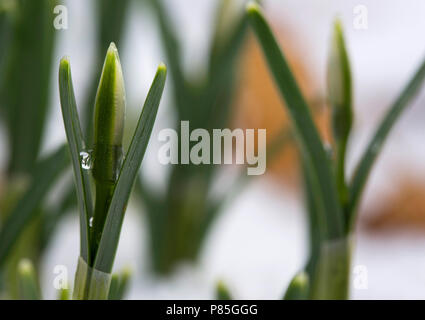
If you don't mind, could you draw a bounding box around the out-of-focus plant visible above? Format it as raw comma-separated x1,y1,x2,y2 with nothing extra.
0,0,149,300
0,0,56,176
283,271,309,300
0,0,68,298
59,44,166,299
137,0,269,276
0,145,69,266
246,2,425,299
216,280,233,300
16,259,40,300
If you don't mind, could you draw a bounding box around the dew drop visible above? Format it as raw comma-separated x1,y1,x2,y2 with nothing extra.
89,217,93,227
80,151,93,170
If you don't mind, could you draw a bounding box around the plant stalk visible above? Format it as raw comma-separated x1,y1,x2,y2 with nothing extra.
310,236,352,299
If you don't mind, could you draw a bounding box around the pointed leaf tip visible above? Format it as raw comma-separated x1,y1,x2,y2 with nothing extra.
94,42,126,150
59,57,70,72
158,62,167,73
108,42,117,51
60,56,70,65
246,1,260,15
327,18,352,142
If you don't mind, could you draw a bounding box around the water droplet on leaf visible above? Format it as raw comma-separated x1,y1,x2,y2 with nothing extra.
80,151,93,170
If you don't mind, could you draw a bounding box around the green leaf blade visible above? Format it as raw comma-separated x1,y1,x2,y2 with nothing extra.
148,0,185,113
246,3,344,239
348,56,425,226
1,0,58,176
327,20,353,209
58,57,93,263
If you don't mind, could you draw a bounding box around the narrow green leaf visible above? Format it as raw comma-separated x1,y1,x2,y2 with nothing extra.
283,271,309,300
246,2,344,239
327,20,353,208
72,256,90,300
1,0,57,175
0,3,13,98
93,64,167,273
148,0,185,114
0,145,68,266
59,58,93,263
347,56,425,227
302,159,324,283
17,259,40,300
328,20,353,137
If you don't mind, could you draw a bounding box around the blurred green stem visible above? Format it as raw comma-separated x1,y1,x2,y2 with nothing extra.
310,236,352,299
